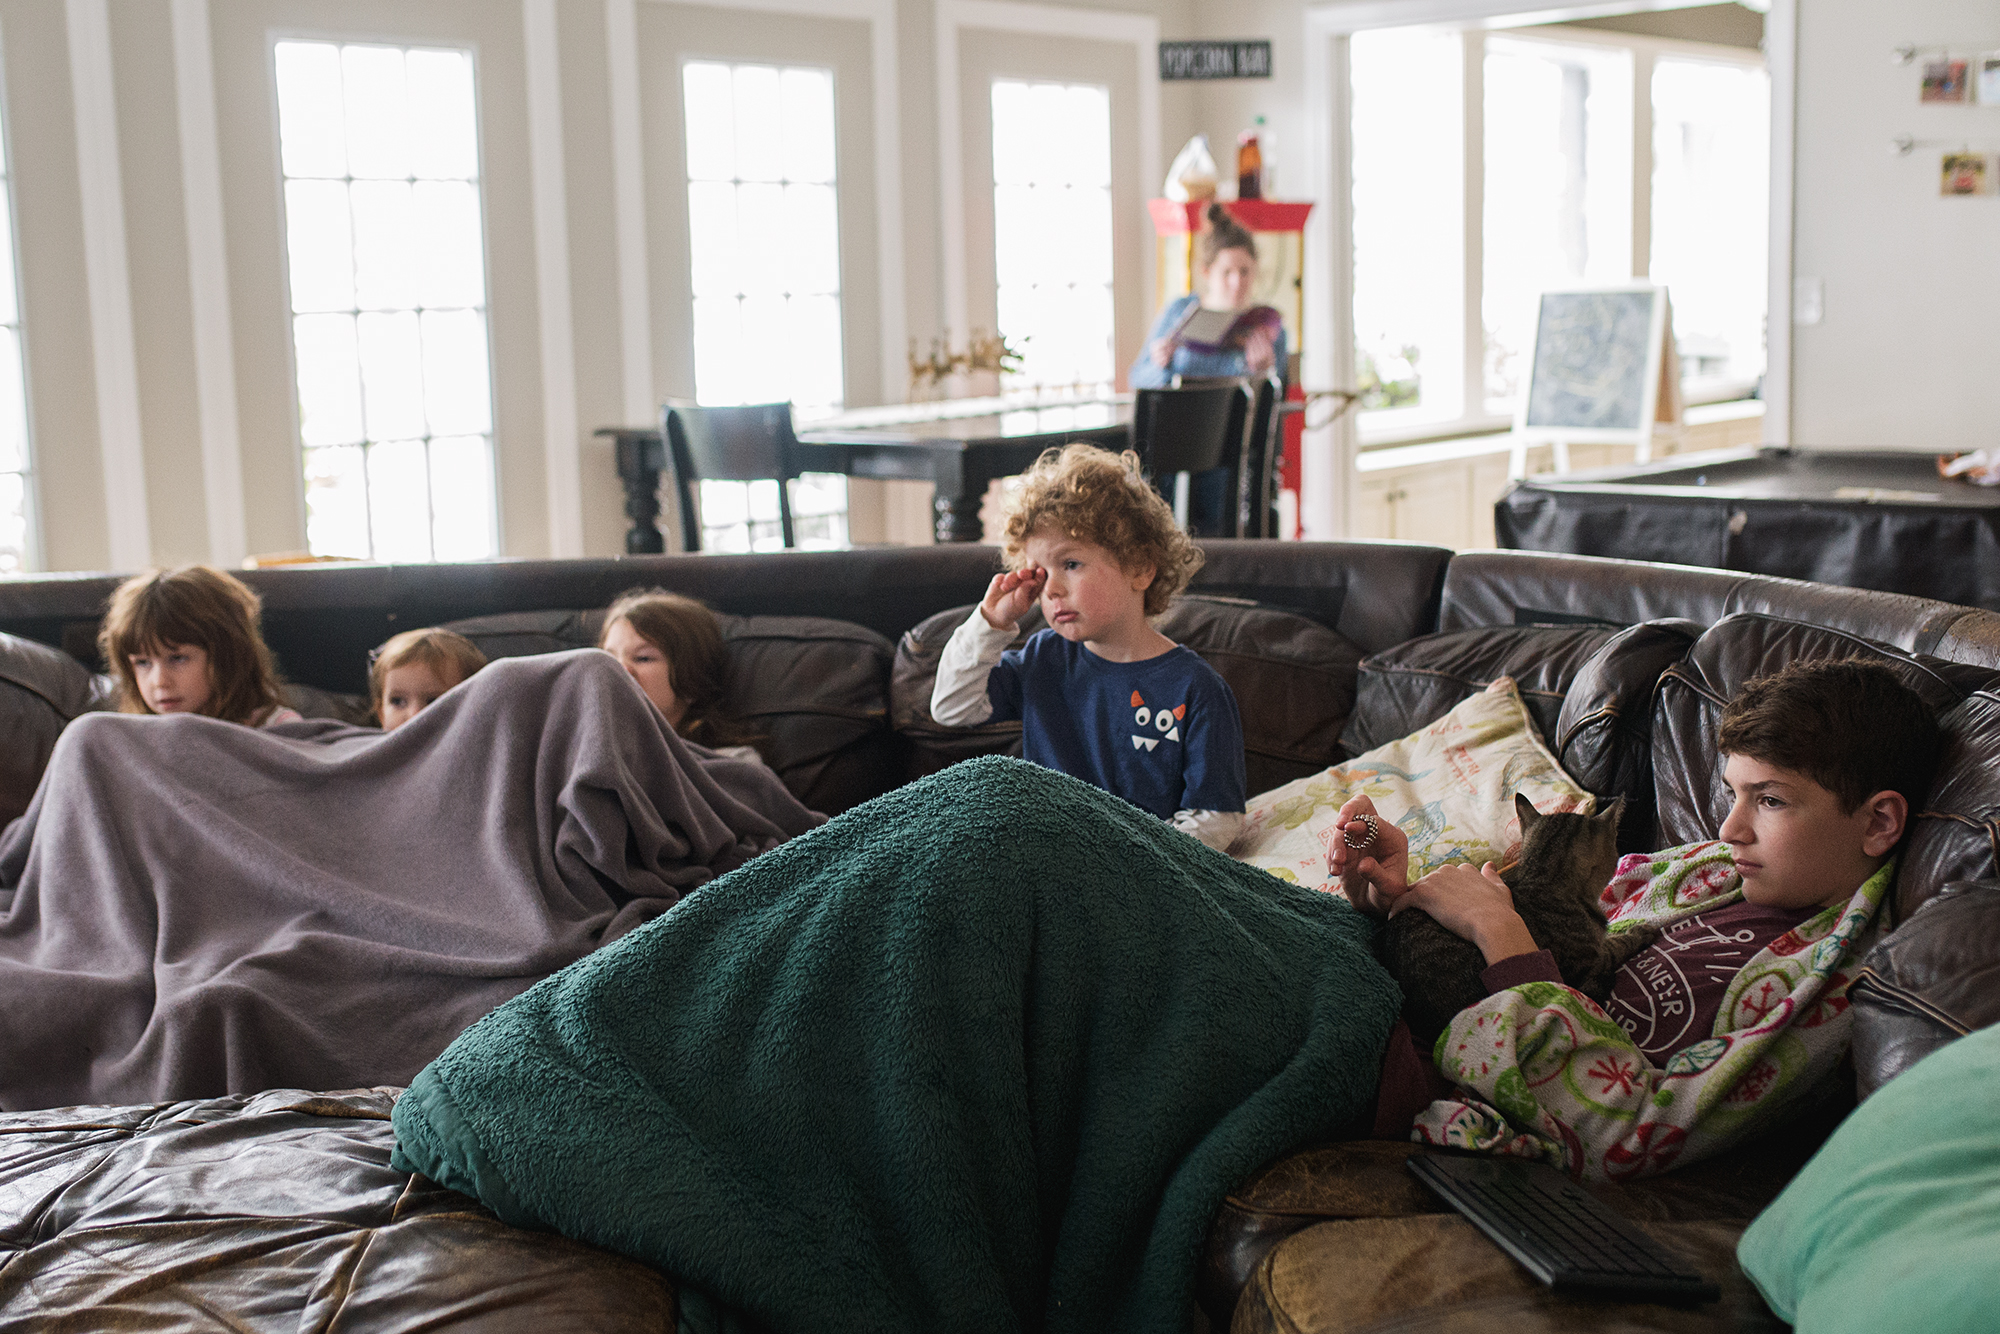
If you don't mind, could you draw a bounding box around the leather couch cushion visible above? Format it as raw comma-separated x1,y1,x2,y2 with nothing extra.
1231,1214,1778,1333
442,608,897,815
0,631,115,826
281,681,375,725
1850,881,2000,1099
1201,1102,1842,1329
1337,624,1617,758
1554,620,1704,852
890,604,1032,780
1897,687,2000,921
1649,614,2000,918
889,596,1363,797
0,1087,675,1329
1440,548,1976,657
1338,621,1696,851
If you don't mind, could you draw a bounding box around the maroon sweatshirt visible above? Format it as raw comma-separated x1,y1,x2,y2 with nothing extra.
1371,898,1816,1138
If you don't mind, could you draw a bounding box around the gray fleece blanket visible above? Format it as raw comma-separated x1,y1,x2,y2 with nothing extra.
0,650,820,1111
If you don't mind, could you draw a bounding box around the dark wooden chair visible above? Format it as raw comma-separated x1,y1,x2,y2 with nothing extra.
1132,382,1257,536
663,402,802,552
1240,376,1284,539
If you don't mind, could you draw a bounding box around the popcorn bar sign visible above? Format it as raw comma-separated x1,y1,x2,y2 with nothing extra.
1158,41,1272,81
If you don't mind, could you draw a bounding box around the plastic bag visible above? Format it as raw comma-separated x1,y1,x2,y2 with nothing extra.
1163,134,1218,202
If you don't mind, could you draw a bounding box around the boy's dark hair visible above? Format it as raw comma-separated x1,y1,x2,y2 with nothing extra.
1000,444,1203,617
1718,656,1942,814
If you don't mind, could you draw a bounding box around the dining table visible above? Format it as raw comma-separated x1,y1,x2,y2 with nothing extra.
600,393,1134,550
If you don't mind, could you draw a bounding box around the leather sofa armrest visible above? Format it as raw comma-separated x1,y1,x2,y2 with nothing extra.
1850,880,2000,1100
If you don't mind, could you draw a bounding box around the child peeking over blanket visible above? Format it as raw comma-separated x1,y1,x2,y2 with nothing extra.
1334,657,1942,1180
370,628,487,731
930,444,1247,850
99,565,302,728
598,588,767,766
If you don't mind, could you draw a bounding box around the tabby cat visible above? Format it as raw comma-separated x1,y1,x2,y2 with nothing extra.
1374,793,1660,1049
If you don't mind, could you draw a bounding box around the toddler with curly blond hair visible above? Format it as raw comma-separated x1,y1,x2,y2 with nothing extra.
931,444,1246,849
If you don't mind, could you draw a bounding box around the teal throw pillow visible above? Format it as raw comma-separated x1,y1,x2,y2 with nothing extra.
1737,1020,2000,1331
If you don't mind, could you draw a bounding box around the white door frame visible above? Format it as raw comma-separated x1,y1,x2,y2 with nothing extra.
1301,0,1795,540
934,0,1162,348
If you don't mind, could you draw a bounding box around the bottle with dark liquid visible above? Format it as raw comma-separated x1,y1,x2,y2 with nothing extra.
1237,129,1262,200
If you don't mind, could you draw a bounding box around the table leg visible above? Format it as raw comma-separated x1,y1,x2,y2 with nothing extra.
612,432,667,554
930,454,983,543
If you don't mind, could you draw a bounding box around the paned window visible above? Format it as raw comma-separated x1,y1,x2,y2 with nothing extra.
0,110,30,573
1651,57,1769,391
990,79,1114,394
682,60,846,550
1348,26,1767,444
275,40,497,562
1482,35,1634,411
1350,28,1462,417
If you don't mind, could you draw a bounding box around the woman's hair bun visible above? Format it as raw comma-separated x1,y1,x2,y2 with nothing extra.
1197,202,1257,268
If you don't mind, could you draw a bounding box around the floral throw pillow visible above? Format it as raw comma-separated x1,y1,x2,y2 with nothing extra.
1229,676,1595,888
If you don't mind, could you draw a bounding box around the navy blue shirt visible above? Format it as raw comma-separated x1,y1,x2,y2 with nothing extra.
986,629,1247,820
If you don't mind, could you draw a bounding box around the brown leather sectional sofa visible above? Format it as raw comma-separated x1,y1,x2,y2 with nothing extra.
2,540,1997,1332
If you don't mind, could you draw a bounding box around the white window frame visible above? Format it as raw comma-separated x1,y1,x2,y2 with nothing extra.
0,54,34,575
989,76,1118,397
1350,23,1766,451
270,33,502,563
679,56,852,553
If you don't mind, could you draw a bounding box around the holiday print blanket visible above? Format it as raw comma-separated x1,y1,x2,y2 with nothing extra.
1414,842,1893,1182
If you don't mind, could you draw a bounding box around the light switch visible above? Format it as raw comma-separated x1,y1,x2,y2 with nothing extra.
1794,276,1824,325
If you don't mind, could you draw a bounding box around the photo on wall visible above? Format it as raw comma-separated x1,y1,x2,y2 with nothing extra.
1979,53,2000,104
1923,57,1970,103
1940,152,1995,196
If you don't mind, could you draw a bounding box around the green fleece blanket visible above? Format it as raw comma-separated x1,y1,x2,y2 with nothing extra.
390,756,1400,1333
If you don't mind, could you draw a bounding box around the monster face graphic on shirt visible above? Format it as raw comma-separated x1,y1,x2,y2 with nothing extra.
1130,690,1185,752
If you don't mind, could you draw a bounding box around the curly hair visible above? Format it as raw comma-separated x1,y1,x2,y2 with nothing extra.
999,444,1203,617
98,565,284,724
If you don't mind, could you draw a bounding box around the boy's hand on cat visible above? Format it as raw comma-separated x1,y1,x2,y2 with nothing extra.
1328,795,1409,916
980,568,1046,630
1390,862,1542,966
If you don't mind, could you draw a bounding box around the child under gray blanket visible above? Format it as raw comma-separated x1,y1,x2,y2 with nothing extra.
0,650,820,1111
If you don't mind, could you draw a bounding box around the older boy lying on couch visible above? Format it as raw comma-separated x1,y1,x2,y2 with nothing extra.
1335,655,1940,1179
389,658,1939,1333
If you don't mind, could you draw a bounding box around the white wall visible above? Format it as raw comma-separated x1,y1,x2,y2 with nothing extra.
1788,0,2000,451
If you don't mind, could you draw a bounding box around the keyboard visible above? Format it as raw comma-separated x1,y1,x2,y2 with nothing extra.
1407,1154,1723,1304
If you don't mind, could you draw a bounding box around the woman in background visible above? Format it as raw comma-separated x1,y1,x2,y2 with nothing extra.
598,589,763,763
1129,203,1285,390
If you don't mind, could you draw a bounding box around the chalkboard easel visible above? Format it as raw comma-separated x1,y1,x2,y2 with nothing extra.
1509,283,1682,479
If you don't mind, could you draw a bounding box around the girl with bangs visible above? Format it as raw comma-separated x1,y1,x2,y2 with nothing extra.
97,565,301,728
